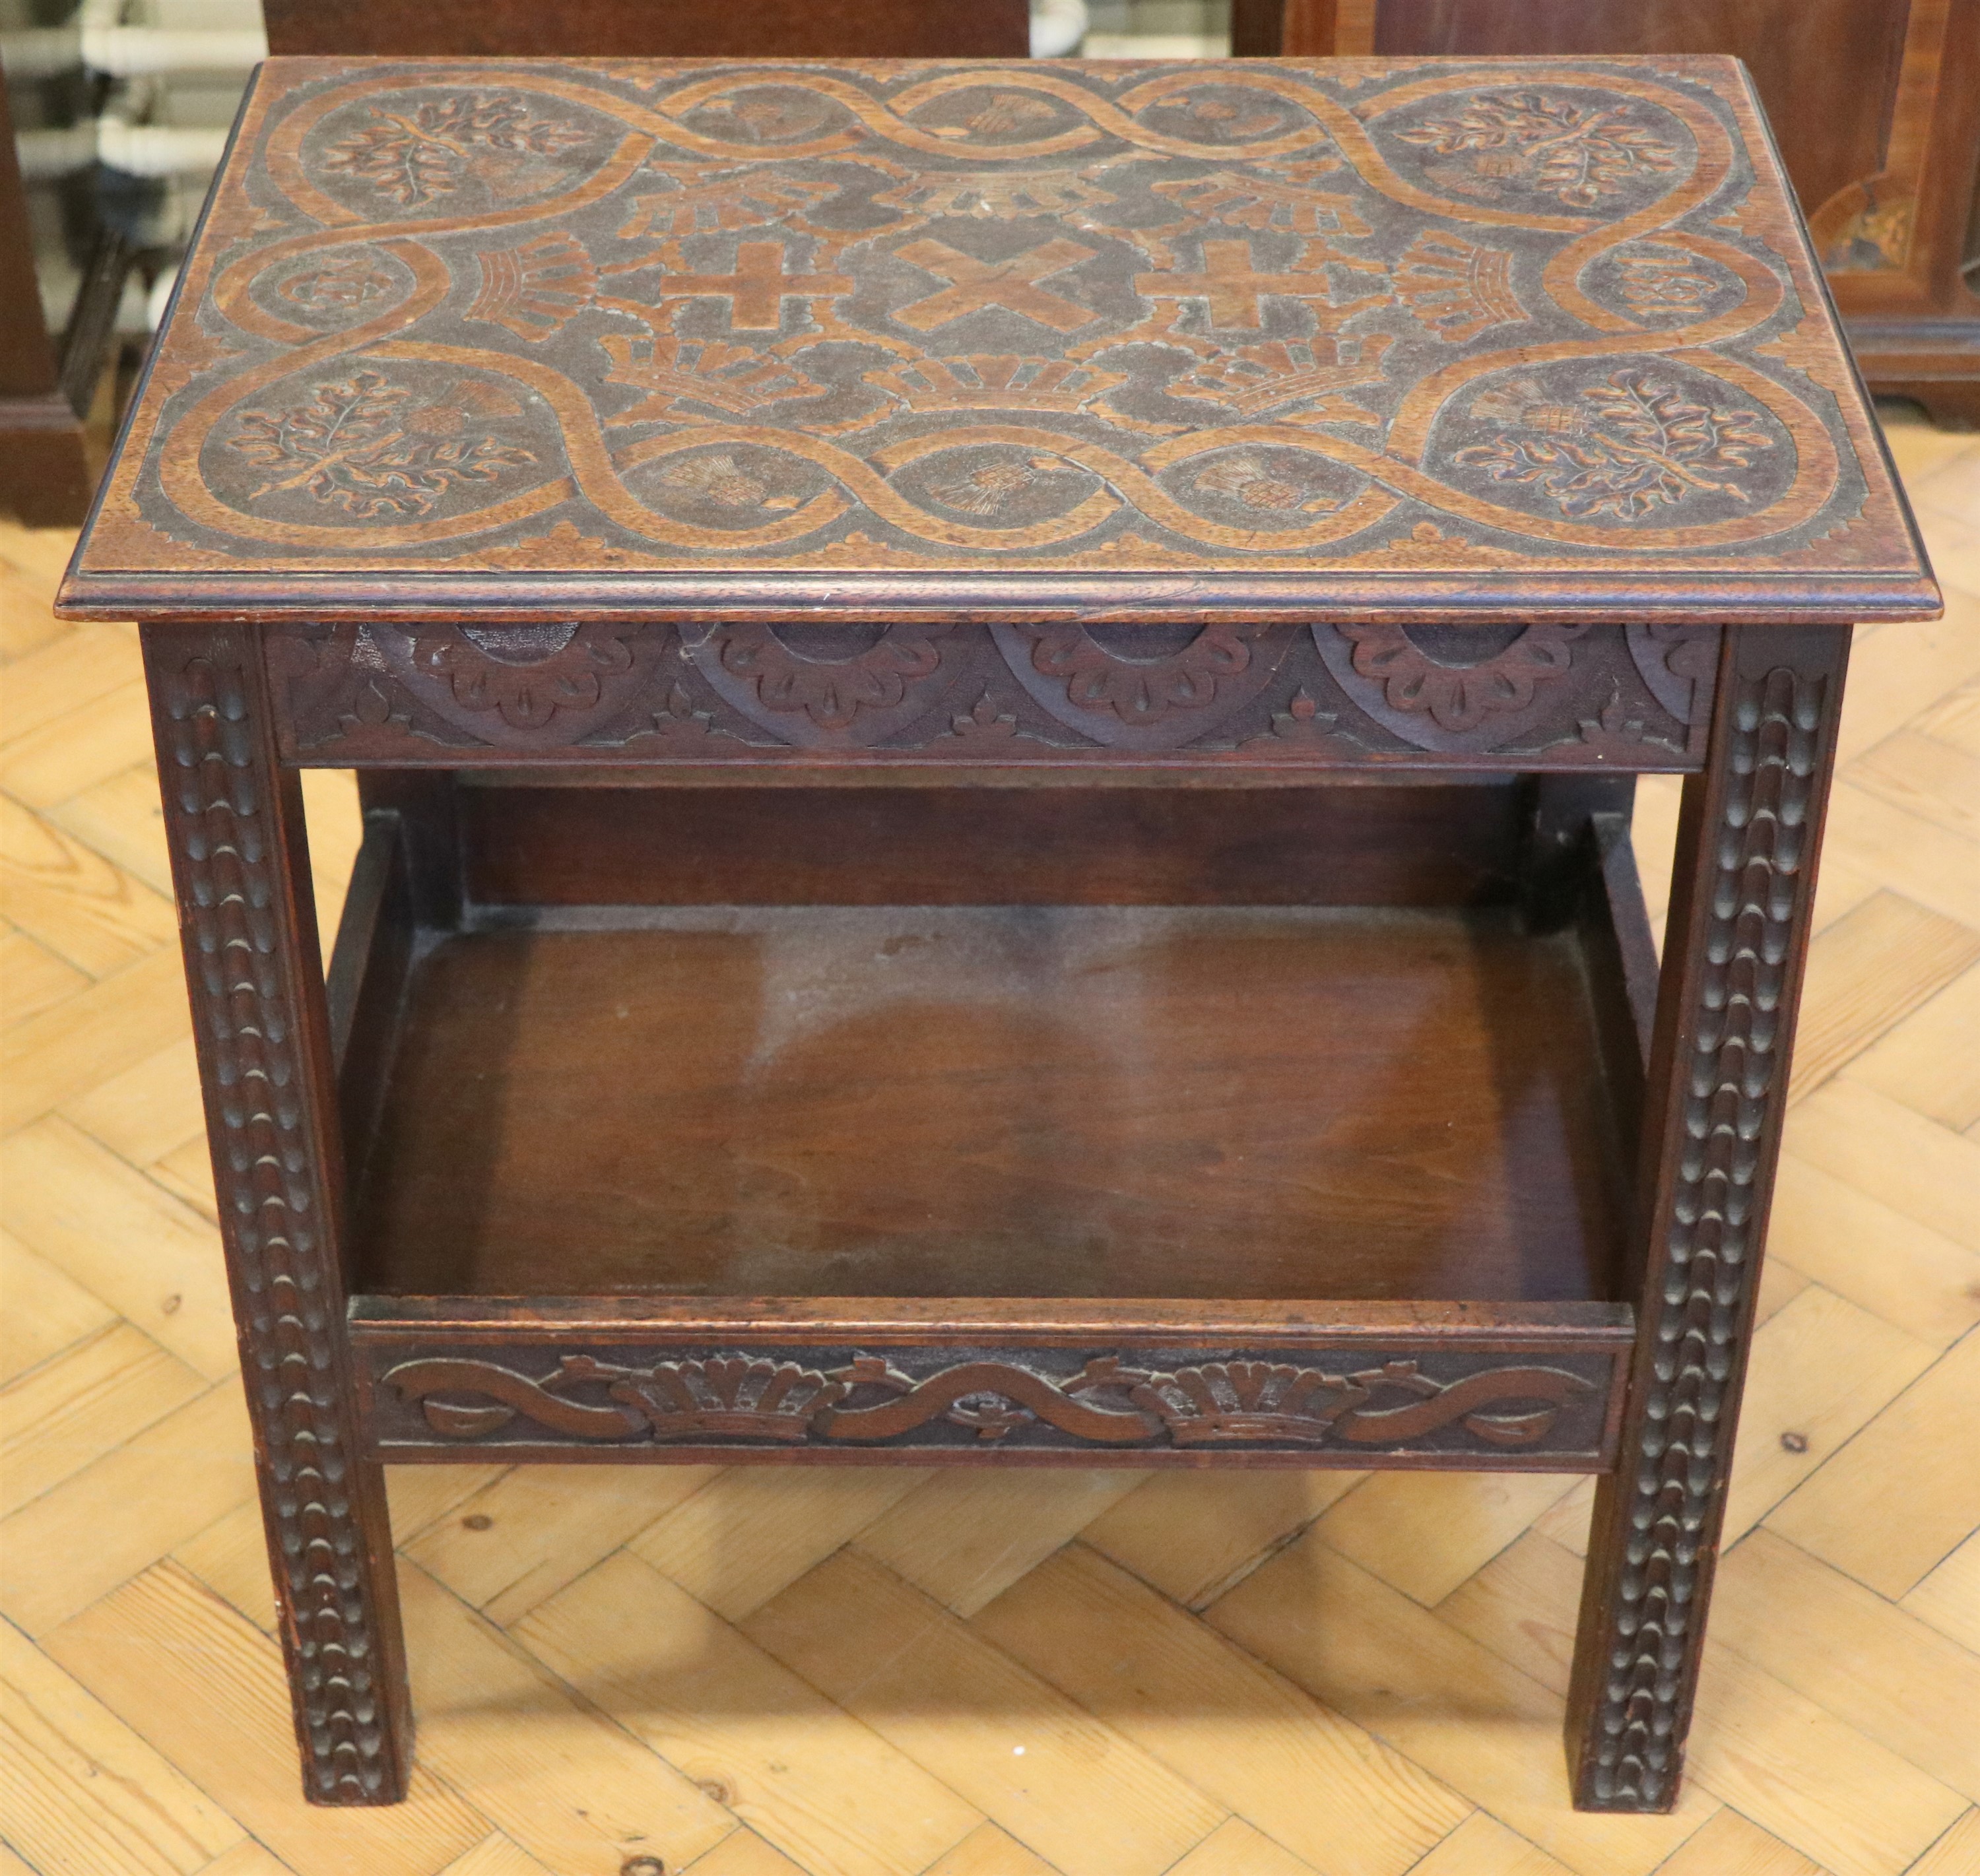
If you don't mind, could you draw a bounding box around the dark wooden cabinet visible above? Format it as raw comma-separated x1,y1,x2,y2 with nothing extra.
1247,0,1980,422
0,85,94,528
262,0,1030,60
61,52,1938,1819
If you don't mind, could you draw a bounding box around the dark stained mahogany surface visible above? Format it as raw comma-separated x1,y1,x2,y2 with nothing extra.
61,55,1937,620
352,903,1629,1302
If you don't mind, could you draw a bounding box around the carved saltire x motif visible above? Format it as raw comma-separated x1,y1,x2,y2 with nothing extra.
81,55,1915,581
891,236,1100,331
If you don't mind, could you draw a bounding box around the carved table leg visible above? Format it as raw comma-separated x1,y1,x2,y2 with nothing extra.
1566,624,1851,1811
143,624,412,1805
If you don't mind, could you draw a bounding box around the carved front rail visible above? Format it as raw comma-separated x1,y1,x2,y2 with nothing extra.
357,1339,1629,1467
269,618,1721,769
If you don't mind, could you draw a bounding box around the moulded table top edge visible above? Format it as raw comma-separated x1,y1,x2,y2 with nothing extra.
55,564,1944,623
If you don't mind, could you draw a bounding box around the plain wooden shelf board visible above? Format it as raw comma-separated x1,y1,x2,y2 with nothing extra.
349,903,1635,1308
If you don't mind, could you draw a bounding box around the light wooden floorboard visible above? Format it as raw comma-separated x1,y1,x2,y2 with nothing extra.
2,415,1975,1876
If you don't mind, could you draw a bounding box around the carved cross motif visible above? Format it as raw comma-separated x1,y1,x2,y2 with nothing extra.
1136,238,1342,329
641,240,851,330
892,237,1099,332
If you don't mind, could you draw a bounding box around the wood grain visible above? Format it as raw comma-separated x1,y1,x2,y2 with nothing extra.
350,905,1634,1307
516,1549,985,1876
742,1549,1228,1876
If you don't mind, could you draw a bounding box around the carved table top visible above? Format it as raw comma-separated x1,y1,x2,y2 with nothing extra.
61,55,1938,623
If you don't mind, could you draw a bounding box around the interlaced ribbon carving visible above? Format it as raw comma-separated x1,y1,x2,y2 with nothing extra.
94,57,1890,577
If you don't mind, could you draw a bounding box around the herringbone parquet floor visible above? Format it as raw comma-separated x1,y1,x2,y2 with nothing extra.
3,412,1977,1876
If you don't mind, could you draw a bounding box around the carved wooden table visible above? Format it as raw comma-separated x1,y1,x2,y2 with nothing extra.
60,52,1939,1817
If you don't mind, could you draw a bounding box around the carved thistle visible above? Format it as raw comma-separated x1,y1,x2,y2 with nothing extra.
372,1345,1616,1460
145,629,408,1804
1570,628,1847,1811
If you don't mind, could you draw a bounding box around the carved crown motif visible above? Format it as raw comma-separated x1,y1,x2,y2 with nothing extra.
1123,1358,1377,1443
616,164,840,238
600,330,824,422
871,170,1119,222
863,354,1126,416
1150,169,1370,237
1390,229,1527,343
383,1345,1603,1454
566,1353,849,1440
467,231,599,341
1169,334,1393,419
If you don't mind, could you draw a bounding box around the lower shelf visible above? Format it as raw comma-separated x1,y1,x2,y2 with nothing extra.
352,902,1635,1303
332,779,1655,1472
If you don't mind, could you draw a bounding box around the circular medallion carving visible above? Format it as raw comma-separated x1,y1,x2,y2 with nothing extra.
991,622,1295,750
1315,621,1592,752
375,622,668,746
684,622,960,747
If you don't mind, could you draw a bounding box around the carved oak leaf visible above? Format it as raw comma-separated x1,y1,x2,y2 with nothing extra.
321,93,590,207
226,370,536,520
1457,370,1774,521
1395,90,1683,208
